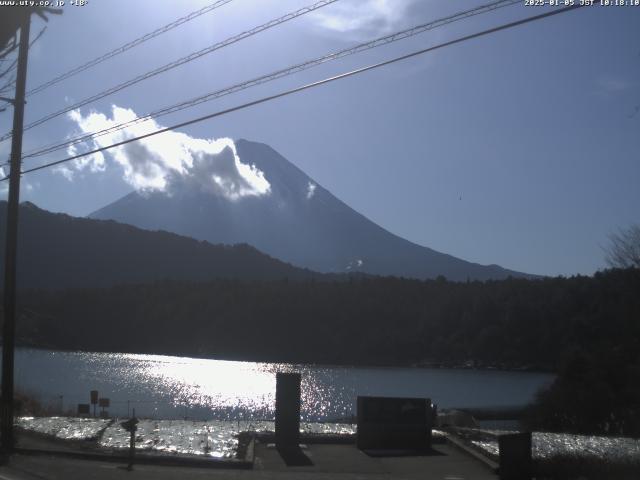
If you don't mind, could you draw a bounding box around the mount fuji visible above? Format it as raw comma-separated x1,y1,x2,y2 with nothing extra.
90,139,530,281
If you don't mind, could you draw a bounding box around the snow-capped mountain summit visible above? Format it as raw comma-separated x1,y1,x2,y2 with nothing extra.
90,139,530,281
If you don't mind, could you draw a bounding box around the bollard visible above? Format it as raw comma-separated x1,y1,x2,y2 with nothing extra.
120,415,139,471
90,390,98,418
498,431,532,480
275,372,301,447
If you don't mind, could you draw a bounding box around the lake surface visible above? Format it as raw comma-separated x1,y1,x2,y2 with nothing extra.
14,348,554,420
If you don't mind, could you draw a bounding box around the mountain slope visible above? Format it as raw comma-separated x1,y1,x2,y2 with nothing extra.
91,139,531,281
0,201,320,290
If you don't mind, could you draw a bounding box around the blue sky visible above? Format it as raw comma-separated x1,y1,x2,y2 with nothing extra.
0,0,638,277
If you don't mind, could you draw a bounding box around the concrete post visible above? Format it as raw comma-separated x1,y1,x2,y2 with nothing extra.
275,372,301,447
498,431,532,480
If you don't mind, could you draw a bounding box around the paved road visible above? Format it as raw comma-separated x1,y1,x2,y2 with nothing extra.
0,443,497,480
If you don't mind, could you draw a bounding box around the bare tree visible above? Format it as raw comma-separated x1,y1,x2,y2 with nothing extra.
605,224,640,269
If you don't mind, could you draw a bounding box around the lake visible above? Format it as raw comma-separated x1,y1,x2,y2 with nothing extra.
13,348,554,420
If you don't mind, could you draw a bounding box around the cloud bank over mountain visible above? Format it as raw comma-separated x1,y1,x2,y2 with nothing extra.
59,106,271,201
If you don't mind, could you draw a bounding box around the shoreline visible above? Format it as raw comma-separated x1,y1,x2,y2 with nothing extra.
11,344,556,374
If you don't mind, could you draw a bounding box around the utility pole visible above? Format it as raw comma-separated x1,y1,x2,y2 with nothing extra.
1,9,31,456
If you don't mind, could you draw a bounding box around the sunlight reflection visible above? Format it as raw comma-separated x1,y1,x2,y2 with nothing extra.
123,354,277,410
15,349,553,421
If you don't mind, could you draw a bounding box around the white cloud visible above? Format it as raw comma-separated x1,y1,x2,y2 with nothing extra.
306,181,317,199
310,0,416,37
53,164,76,181
63,106,271,201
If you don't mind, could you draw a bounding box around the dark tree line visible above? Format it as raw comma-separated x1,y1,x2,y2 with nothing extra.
12,268,639,369
9,268,640,436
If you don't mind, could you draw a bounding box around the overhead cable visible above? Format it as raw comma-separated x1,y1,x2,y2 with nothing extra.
5,3,587,181
22,0,520,161
0,0,339,142
26,0,237,97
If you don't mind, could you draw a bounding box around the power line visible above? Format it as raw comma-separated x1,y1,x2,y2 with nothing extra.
0,0,339,143
1,27,46,74
6,3,587,181
21,0,520,161
26,0,236,97
0,26,46,100
0,58,18,82
0,37,18,61
21,0,518,160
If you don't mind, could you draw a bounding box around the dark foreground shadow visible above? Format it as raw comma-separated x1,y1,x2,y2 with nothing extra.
362,447,446,458
276,445,313,466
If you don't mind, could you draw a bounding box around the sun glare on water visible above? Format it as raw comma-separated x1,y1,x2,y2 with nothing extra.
120,354,278,411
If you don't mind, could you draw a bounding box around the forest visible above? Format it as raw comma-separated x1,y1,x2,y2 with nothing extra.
10,267,640,435
12,267,638,368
